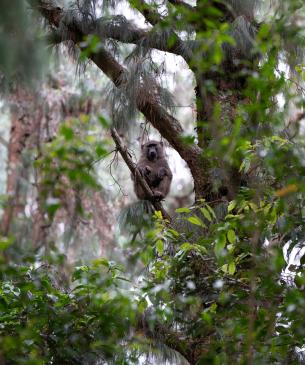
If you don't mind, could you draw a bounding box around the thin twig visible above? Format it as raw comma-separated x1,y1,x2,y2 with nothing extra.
110,127,171,221
108,150,128,197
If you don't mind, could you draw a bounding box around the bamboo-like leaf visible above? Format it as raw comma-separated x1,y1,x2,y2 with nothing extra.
187,216,206,227
227,229,236,244
200,207,212,222
156,239,164,255
176,207,191,213
229,261,236,275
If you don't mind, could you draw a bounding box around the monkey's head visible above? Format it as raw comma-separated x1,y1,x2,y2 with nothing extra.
141,141,164,161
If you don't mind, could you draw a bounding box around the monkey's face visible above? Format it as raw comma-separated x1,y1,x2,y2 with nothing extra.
142,141,164,161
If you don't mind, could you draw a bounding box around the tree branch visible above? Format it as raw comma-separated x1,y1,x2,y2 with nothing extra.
125,1,192,62
42,8,192,63
29,0,210,199
91,46,209,199
130,0,162,26
110,128,171,221
93,15,192,62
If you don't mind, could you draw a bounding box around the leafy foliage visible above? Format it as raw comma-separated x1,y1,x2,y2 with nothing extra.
0,250,137,365
34,115,110,219
2,0,305,364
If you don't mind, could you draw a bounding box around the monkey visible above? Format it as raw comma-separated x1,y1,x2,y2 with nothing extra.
133,141,172,201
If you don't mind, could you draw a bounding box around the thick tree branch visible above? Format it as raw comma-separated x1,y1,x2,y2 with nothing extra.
126,0,192,61
29,0,210,199
110,128,171,221
130,0,162,26
93,16,192,62
90,47,209,199
43,8,192,63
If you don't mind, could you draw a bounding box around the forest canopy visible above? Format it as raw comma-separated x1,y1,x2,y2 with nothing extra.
1,0,305,364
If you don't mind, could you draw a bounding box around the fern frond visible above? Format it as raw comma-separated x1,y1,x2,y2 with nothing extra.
227,0,261,19
118,200,154,232
230,15,257,59
105,81,138,133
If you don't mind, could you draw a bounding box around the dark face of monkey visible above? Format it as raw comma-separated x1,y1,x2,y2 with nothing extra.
142,141,164,162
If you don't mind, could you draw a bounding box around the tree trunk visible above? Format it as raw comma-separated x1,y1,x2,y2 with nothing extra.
1,89,37,236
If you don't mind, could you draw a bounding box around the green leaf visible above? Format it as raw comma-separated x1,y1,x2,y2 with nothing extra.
98,115,111,128
78,171,98,187
76,265,89,272
229,261,236,275
258,23,271,39
201,311,212,324
249,202,258,212
227,230,236,245
295,64,303,73
92,258,110,267
167,228,180,237
221,264,228,273
95,144,108,157
0,236,13,250
193,244,208,254
60,125,74,140
206,204,216,219
214,235,226,258
180,243,193,252
156,239,164,255
210,303,217,313
175,207,191,213
200,207,212,222
141,246,154,266
263,203,272,215
186,216,206,227
228,200,237,212
154,210,163,220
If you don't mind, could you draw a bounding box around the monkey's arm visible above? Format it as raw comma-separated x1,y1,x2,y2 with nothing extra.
132,163,153,199
131,164,151,180
157,166,171,179
153,167,173,200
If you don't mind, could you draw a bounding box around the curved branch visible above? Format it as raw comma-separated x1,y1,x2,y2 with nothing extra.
40,4,192,63
29,0,209,199
88,46,208,198
110,128,171,221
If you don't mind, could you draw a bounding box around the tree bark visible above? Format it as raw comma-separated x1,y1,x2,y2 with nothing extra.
1,89,37,236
